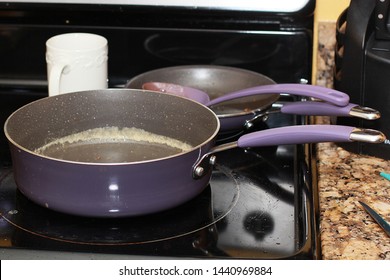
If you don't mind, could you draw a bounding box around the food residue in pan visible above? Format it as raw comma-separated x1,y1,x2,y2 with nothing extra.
34,126,193,163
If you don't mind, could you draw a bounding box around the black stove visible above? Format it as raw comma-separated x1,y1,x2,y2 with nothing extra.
0,109,319,259
0,1,319,259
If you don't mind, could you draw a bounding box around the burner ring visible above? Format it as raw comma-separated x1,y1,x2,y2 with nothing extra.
0,166,239,246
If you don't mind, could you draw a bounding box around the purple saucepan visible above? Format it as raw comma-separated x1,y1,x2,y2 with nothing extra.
4,89,386,217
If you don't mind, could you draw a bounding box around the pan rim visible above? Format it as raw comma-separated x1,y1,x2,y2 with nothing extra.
4,89,220,166
126,64,279,118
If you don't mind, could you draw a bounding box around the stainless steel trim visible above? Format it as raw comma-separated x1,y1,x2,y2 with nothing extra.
349,106,381,120
192,142,238,179
350,128,386,143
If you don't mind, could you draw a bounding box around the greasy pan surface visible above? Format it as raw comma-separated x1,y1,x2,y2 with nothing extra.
126,65,278,116
4,89,219,217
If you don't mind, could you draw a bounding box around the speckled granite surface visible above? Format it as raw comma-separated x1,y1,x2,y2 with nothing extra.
315,22,390,260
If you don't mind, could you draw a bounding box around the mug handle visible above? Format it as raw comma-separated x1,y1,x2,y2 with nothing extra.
48,64,66,96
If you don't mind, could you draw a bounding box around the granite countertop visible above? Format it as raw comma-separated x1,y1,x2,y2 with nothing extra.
315,22,390,260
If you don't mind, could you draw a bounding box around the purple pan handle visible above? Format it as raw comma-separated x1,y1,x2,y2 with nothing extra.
142,82,211,104
206,84,350,107
237,125,355,147
193,125,385,179
280,102,381,120
280,102,356,116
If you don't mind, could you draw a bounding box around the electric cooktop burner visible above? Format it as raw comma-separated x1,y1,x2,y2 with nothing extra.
0,167,239,245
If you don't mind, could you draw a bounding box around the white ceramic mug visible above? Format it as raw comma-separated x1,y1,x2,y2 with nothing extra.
46,33,108,96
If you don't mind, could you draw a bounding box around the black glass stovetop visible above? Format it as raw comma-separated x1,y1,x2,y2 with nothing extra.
0,108,320,259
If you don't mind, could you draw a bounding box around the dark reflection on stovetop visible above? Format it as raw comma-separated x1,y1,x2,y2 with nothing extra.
244,211,275,241
144,33,281,65
0,169,238,245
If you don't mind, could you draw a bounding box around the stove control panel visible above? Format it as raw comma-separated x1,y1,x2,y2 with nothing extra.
2,0,313,12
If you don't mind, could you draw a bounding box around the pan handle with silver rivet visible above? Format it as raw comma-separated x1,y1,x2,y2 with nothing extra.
279,102,381,120
192,125,386,179
245,102,381,129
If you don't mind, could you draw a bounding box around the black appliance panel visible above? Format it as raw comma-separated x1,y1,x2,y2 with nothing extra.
0,27,312,88
0,2,318,259
334,0,390,159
